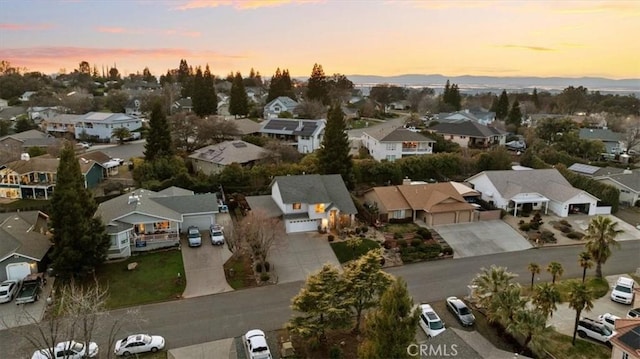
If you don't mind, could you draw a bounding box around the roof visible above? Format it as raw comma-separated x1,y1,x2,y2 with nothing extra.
364,127,435,142
611,319,640,358
430,121,506,138
0,106,27,120
158,186,195,196
579,128,622,142
272,174,357,214
0,211,51,262
77,150,112,165
600,170,640,191
568,163,602,175
4,157,102,175
229,118,262,135
467,169,598,203
48,114,82,124
397,182,476,213
152,193,218,215
261,118,324,136
265,96,298,110
245,195,283,218
366,186,411,211
188,141,268,166
1,129,50,141
78,112,139,124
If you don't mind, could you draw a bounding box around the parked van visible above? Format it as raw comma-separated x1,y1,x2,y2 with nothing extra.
611,276,635,304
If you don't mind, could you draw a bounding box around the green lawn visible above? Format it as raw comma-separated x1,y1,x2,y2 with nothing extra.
0,198,51,212
555,277,609,302
546,331,612,359
95,249,186,309
383,223,421,235
330,238,380,263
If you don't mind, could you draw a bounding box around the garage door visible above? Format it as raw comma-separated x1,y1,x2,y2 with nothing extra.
432,212,456,225
285,218,319,233
6,262,31,281
458,211,472,223
182,214,214,232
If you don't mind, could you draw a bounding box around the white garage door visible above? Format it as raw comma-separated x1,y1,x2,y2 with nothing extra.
182,214,214,232
6,262,31,281
285,218,319,233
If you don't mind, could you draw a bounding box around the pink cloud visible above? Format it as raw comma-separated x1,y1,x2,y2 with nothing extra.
95,26,200,37
0,23,54,31
174,0,321,10
0,46,242,60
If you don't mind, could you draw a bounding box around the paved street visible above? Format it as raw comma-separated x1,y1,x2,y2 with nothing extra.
2,240,639,357
86,139,146,161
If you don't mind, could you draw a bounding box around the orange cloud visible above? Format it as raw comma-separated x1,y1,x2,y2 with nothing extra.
399,0,498,10
96,26,200,37
0,23,54,31
174,0,321,10
498,44,555,52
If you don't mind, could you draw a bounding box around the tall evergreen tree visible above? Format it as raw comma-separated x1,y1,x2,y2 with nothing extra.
358,278,419,359
532,88,540,110
144,101,174,160
192,67,206,117
203,64,218,115
306,63,329,105
49,142,109,280
267,68,295,102
507,99,523,128
317,105,354,188
496,90,510,120
229,72,249,117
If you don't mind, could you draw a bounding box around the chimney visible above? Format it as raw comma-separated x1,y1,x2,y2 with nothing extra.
402,177,411,186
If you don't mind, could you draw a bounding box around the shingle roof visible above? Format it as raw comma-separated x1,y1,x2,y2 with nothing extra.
430,121,506,138
188,141,268,165
5,157,102,175
603,170,640,191
365,127,435,142
265,96,298,110
0,211,51,262
396,182,476,212
366,186,411,211
157,186,194,196
244,195,283,217
78,151,112,165
1,129,50,141
48,114,82,124
152,193,218,215
273,174,357,214
230,118,262,135
579,128,622,142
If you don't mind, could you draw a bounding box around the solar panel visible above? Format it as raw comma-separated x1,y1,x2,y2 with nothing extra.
232,142,247,148
568,163,600,175
618,325,640,349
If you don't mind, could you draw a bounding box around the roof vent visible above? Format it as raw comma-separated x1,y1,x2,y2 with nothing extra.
20,153,30,161
128,194,140,205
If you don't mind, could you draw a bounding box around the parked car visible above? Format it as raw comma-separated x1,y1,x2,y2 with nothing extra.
597,313,620,332
111,158,125,165
114,334,165,356
187,226,202,247
627,307,640,319
0,279,20,304
610,276,635,304
15,273,43,304
243,329,272,359
32,340,99,359
210,224,225,245
446,296,475,326
79,142,91,149
418,304,446,337
577,317,616,346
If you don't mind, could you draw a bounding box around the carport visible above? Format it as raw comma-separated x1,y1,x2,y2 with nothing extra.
433,220,532,258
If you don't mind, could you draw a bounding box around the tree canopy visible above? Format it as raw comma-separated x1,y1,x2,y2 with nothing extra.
317,105,354,188
144,101,174,160
229,72,249,117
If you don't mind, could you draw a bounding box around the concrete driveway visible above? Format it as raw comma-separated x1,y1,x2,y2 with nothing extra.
434,220,532,258
181,231,233,299
268,232,341,284
0,276,54,329
569,214,640,241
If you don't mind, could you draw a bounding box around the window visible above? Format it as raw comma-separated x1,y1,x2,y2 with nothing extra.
460,136,466,139
623,352,629,359
315,203,325,213
385,155,396,161
293,203,301,210
386,143,396,150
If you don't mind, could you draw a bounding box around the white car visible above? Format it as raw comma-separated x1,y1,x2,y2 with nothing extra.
210,224,225,245
32,341,99,359
418,304,446,338
577,318,616,345
0,280,20,303
187,226,202,247
610,276,635,304
244,329,272,359
597,313,620,332
114,334,165,356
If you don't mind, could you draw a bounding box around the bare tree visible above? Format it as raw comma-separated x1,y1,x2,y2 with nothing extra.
294,100,326,119
262,140,302,163
170,112,199,152
622,116,640,151
241,210,284,268
195,116,239,146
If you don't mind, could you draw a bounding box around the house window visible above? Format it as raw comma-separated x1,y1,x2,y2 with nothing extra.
315,203,325,213
385,155,396,161
386,143,396,150
622,353,629,359
293,203,301,210
460,136,466,139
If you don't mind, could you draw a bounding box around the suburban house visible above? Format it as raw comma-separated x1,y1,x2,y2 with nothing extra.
434,110,496,126
45,114,82,138
228,118,262,138
0,106,27,123
610,319,640,359
263,96,299,119
361,127,435,162
0,130,59,164
0,211,52,282
429,121,507,148
0,157,104,199
172,98,193,113
595,169,640,207
124,98,143,116
19,91,36,102
465,168,602,217
260,118,326,154
579,128,625,154
74,112,142,142
362,180,479,225
95,187,219,259
245,174,357,233
78,150,121,177
28,106,61,122
188,140,268,175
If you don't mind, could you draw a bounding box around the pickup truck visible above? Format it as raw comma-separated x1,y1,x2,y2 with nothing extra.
15,273,43,305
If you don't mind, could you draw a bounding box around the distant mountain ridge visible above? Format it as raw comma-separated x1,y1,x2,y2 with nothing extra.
345,74,640,94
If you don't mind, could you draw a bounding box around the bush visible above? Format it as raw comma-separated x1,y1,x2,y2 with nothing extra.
328,234,335,242
393,232,404,240
540,230,556,243
566,231,585,240
518,220,525,225
559,219,571,227
329,346,342,359
554,224,572,233
263,261,270,272
260,273,270,282
442,247,454,255
255,263,263,273
361,226,369,233
355,227,362,235
519,223,531,231
396,239,408,248
383,240,393,249
411,238,423,247
416,227,432,239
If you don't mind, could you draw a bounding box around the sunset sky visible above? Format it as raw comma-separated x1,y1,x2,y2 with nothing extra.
1,0,639,80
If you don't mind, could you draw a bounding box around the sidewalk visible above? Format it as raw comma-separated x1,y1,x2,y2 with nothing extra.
167,338,237,359
452,328,531,359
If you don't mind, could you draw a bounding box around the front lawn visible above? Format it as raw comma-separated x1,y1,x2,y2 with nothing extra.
223,253,257,290
96,249,185,309
545,331,612,359
383,223,421,235
330,238,380,263
555,277,610,302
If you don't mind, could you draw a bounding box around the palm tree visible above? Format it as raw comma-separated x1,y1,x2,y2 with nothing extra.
506,308,552,357
568,282,594,346
578,251,593,283
528,263,541,290
112,127,131,144
547,262,564,284
490,284,526,325
584,216,622,278
532,282,562,318
471,265,517,309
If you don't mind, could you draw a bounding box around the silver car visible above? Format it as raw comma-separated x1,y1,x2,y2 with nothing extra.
446,296,476,326
210,225,225,245
187,226,202,247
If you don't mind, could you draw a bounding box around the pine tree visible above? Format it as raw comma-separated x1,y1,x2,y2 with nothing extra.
49,142,110,280
191,67,206,117
496,90,510,120
144,101,174,160
306,63,328,105
229,72,249,117
203,64,218,115
532,88,540,110
507,99,523,128
358,278,419,359
267,68,295,103
317,105,354,188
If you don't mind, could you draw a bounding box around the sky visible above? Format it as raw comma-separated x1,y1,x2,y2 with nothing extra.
1,0,639,80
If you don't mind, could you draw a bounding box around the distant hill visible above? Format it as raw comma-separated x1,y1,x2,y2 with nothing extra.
345,74,640,95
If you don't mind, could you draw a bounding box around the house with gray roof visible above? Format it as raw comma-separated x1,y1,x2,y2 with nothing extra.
0,130,60,164
579,128,625,154
466,168,601,217
0,211,52,282
95,188,219,259
263,96,299,119
429,121,506,149
228,118,262,138
74,112,142,142
188,140,268,175
260,118,326,153
593,168,640,207
172,98,193,113
246,174,357,233
434,110,496,126
361,127,435,162
0,106,26,123
45,114,82,138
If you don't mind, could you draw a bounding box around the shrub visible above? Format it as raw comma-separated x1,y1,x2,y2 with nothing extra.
559,219,571,227
329,346,342,359
355,227,362,235
383,240,393,249
260,273,270,282
540,230,556,243
393,232,404,240
442,247,454,256
416,227,432,239
519,223,531,231
361,226,369,233
263,261,270,272
518,220,525,225
567,231,585,240
411,238,423,247
255,263,263,273
328,234,335,242
396,239,408,248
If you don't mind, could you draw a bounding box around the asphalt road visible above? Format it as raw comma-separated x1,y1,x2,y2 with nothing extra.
3,241,639,358
87,139,146,161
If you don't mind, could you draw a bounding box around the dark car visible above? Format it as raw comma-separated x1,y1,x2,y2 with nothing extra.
446,296,475,326
628,307,640,319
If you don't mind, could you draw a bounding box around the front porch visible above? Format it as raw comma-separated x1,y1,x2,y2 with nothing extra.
508,194,550,217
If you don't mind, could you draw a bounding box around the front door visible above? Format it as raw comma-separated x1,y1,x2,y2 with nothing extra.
329,210,337,229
